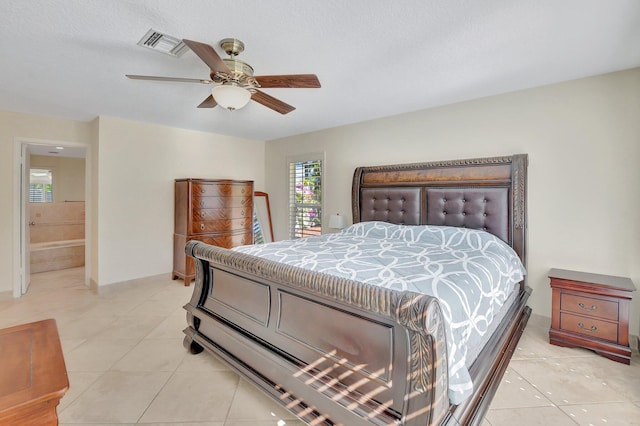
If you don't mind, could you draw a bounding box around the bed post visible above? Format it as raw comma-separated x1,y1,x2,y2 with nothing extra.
183,241,209,354
510,153,528,272
395,292,449,425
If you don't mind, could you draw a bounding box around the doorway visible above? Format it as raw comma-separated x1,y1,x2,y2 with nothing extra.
13,138,92,297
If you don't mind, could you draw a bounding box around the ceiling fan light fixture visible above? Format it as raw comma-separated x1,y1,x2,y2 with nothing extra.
211,84,251,111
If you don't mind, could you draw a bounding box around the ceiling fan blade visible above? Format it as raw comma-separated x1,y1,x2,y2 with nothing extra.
182,39,231,75
255,74,321,88
251,90,295,114
197,95,217,108
126,74,212,84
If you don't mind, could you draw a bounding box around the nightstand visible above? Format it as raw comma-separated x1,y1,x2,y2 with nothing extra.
549,268,636,364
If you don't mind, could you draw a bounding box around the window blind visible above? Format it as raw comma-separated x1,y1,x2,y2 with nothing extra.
29,168,53,203
289,158,322,239
29,184,52,202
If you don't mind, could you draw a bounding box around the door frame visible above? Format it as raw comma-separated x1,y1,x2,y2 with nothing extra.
22,144,31,294
13,137,92,297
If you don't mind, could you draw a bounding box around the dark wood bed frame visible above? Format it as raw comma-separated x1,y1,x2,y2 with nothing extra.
183,154,531,425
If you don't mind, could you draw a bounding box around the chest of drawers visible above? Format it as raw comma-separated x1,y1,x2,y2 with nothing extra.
173,179,253,286
549,268,635,364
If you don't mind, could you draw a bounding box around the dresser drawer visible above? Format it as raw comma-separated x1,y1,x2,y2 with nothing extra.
199,231,253,248
560,293,618,321
192,196,252,209
193,183,252,197
192,209,251,233
193,207,251,221
191,218,251,234
559,312,618,342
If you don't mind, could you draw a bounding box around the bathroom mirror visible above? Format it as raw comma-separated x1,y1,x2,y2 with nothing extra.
253,191,274,244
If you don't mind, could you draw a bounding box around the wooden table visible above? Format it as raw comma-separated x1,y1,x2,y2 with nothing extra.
0,319,69,425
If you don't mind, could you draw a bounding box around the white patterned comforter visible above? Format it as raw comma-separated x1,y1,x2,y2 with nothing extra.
234,221,526,404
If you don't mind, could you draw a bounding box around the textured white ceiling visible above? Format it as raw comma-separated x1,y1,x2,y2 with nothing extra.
1,0,639,141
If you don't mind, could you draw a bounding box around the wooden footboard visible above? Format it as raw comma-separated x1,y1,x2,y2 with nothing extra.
183,240,451,425
183,240,532,425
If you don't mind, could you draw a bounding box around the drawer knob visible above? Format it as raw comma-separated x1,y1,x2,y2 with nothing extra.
201,211,206,217
200,224,205,230
201,188,206,193
578,302,597,311
577,322,598,332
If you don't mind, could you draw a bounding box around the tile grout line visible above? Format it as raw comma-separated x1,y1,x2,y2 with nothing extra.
222,374,243,424
134,367,181,424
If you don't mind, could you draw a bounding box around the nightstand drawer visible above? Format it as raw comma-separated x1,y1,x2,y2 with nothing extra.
559,312,617,341
560,293,618,321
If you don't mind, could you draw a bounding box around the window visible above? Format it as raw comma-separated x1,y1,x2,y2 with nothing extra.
29,168,53,202
289,156,323,239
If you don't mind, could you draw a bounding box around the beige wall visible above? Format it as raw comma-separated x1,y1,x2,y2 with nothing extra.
95,116,265,286
265,68,640,335
30,155,86,202
0,110,92,295
0,111,265,295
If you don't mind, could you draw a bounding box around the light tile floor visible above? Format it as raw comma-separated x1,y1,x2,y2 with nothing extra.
1,267,639,425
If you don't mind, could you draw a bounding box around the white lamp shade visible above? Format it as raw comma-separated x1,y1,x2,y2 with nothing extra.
328,214,347,229
211,85,251,110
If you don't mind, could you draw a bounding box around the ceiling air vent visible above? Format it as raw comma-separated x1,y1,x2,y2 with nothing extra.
137,29,188,57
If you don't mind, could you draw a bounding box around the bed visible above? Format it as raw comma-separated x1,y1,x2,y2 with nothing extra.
183,154,531,425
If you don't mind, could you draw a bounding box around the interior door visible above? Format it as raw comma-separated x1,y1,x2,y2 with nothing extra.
21,145,31,294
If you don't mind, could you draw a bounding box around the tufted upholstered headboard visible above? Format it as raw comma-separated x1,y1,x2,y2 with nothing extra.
351,154,528,265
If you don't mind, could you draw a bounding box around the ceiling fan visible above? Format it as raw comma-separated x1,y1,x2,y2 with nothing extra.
126,38,320,114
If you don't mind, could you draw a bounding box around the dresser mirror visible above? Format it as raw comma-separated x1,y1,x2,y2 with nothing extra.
253,191,274,243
